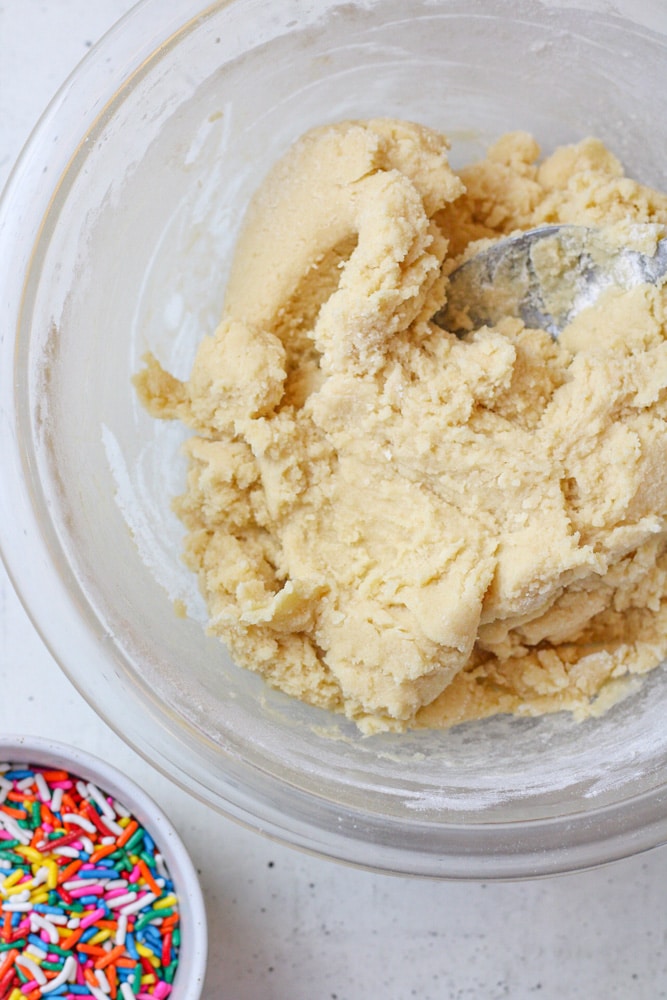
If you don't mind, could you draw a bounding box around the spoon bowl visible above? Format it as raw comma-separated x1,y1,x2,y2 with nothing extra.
435,224,667,337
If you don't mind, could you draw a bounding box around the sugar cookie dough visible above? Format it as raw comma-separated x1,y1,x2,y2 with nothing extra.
135,120,667,734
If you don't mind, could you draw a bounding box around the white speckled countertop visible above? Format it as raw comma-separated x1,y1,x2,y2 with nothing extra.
1,3,667,998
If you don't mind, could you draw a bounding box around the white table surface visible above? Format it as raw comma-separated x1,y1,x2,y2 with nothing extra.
2,3,667,998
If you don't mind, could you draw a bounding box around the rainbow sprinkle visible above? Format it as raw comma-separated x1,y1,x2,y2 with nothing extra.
0,762,181,1000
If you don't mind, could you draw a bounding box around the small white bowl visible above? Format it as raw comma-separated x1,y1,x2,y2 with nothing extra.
0,735,207,1000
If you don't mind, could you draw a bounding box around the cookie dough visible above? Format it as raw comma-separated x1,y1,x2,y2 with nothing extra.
135,120,667,733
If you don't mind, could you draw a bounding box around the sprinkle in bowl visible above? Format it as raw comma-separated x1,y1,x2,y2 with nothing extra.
0,736,207,1000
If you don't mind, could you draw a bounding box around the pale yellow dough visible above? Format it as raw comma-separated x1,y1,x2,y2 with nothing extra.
135,120,667,733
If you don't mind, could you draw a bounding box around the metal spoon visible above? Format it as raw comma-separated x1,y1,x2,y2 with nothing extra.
433,224,667,338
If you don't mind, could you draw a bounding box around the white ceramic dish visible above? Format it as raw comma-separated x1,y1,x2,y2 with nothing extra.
0,735,208,998
2,0,667,879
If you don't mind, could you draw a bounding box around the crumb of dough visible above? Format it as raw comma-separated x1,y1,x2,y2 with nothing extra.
134,120,667,734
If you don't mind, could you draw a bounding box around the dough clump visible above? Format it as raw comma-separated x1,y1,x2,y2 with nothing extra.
135,120,667,733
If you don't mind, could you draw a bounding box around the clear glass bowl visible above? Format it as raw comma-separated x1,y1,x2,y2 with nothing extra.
2,0,667,879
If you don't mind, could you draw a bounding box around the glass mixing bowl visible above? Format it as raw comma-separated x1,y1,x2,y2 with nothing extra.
2,0,667,879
